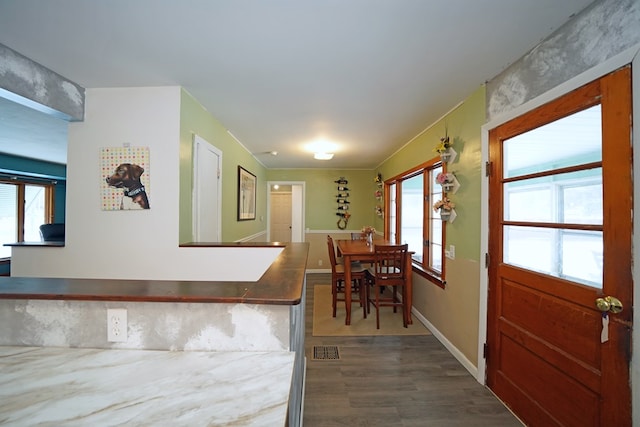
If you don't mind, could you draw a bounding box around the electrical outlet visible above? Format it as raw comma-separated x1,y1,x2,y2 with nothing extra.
107,308,127,342
318,259,323,266
446,245,455,260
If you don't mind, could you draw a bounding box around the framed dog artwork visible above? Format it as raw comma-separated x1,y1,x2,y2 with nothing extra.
100,146,151,210
237,166,256,221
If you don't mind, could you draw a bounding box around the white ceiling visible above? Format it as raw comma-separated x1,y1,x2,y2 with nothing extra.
0,0,595,169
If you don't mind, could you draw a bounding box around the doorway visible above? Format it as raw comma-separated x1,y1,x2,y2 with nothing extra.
486,67,632,426
192,135,221,242
267,181,305,243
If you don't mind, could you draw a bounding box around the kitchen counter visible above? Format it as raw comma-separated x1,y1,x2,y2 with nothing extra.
0,346,294,426
0,242,309,306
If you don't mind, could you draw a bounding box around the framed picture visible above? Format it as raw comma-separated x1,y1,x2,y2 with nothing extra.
237,166,256,221
100,146,151,210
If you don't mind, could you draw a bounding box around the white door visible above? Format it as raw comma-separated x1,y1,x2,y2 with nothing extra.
271,192,292,242
193,135,221,242
268,181,305,243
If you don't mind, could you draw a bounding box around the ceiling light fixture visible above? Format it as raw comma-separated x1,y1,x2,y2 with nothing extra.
314,152,334,160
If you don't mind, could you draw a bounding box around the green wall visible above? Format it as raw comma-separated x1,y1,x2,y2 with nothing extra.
266,169,377,231
178,90,267,242
377,87,485,261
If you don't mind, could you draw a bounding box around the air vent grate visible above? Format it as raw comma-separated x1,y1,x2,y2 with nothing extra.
312,345,340,360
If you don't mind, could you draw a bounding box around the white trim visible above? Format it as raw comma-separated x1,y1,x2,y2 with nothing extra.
477,42,640,385
234,230,267,242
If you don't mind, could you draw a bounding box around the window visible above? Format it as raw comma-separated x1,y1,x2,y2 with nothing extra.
0,179,55,258
385,159,446,286
501,104,603,288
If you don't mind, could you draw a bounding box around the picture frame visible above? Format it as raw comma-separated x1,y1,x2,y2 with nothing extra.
237,166,257,221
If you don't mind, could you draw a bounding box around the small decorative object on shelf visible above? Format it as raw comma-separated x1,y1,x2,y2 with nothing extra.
434,131,457,163
433,197,457,223
436,171,460,194
361,225,376,246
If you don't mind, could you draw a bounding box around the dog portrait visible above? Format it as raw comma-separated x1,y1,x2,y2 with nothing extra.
100,147,151,211
105,163,150,209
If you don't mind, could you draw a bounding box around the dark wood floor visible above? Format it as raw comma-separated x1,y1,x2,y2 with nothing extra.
303,273,523,426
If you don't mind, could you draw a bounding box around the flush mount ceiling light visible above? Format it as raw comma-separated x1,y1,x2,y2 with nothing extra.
308,139,338,161
314,152,334,160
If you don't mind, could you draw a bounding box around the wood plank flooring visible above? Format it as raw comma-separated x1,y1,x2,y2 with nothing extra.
303,273,523,426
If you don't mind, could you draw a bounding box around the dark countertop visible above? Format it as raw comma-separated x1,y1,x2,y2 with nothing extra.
4,241,64,247
0,242,309,306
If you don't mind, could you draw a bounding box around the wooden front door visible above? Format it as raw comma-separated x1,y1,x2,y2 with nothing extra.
487,67,632,426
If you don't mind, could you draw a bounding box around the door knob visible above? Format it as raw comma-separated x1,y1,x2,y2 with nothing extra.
595,296,623,314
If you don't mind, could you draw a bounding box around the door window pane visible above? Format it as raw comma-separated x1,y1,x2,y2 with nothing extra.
504,225,602,288
504,105,601,178
505,169,602,224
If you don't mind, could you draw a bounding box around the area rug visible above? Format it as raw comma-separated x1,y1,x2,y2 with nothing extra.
312,285,431,336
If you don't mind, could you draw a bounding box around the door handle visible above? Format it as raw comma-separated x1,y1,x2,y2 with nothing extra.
595,296,623,314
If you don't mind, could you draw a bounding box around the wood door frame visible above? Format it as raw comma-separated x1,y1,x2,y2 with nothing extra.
477,47,640,391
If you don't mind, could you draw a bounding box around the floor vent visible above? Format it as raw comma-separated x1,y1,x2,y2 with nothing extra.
312,345,340,360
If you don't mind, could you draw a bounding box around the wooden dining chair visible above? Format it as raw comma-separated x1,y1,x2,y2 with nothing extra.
365,243,409,329
327,235,367,318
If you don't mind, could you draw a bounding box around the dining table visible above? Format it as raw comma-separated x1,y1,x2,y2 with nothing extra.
336,239,413,326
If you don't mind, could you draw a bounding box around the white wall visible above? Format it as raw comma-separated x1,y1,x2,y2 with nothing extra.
10,87,280,281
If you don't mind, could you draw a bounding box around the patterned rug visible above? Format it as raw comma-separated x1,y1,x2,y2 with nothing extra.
312,285,431,336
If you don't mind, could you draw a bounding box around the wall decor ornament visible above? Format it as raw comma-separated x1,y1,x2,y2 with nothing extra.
433,197,457,223
335,177,351,229
434,132,457,163
436,172,460,194
237,166,256,220
101,145,151,210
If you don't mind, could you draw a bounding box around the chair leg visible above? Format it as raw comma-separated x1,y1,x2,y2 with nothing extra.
374,286,381,329
331,277,337,317
360,278,367,318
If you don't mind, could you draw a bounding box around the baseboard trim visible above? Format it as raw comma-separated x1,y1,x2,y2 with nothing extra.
412,308,479,381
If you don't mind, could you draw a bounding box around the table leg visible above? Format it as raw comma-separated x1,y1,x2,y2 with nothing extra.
405,254,413,325
344,254,352,325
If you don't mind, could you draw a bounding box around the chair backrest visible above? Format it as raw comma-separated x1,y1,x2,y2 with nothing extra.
371,244,408,285
326,235,339,270
39,223,65,242
351,232,365,240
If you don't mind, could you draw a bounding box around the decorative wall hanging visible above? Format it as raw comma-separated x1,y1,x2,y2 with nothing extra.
374,172,384,217
101,145,151,210
434,132,457,163
335,177,350,229
238,166,257,221
433,197,456,223
436,172,460,194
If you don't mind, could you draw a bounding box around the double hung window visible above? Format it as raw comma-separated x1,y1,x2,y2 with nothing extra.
385,160,446,286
